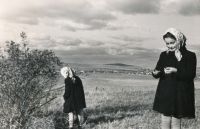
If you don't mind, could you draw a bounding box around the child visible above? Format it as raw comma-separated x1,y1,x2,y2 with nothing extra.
60,67,87,129
152,28,197,129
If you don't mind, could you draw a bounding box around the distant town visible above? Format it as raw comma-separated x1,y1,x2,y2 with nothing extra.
76,68,153,75
64,63,200,79
74,68,200,80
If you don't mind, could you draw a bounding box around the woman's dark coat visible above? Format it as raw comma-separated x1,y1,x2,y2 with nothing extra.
63,76,86,113
152,47,196,118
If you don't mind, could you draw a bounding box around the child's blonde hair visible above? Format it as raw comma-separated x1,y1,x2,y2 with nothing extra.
60,67,76,82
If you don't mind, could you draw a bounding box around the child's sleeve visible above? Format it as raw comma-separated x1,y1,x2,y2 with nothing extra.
152,52,164,79
172,53,196,82
78,77,85,92
63,79,71,100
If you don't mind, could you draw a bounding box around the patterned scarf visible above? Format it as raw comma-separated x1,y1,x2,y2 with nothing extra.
164,28,186,52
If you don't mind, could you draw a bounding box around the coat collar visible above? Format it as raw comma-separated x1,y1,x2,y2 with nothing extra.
180,46,187,53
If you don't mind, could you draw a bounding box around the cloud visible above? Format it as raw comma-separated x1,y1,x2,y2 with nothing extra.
55,49,161,68
1,0,199,33
106,0,160,14
178,0,200,15
61,25,77,32
0,39,6,47
0,0,116,30
54,37,83,47
53,37,105,47
60,20,109,31
106,46,161,56
108,35,151,42
106,48,118,55
107,0,200,16
54,43,161,58
106,48,138,55
27,35,106,50
83,40,105,47
13,17,39,25
28,36,83,49
59,20,124,31
29,33,51,41
55,47,107,56
106,26,123,30
160,0,200,15
27,34,157,56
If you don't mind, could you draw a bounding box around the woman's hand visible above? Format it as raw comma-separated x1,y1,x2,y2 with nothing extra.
175,50,182,61
164,67,177,74
152,69,161,75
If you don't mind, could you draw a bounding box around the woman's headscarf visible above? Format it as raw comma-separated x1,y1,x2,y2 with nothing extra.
164,28,186,50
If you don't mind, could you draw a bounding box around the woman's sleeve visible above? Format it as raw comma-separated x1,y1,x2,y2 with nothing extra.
152,52,164,79
172,53,197,82
63,79,71,100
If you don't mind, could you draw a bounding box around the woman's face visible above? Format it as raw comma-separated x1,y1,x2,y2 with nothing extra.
164,37,177,51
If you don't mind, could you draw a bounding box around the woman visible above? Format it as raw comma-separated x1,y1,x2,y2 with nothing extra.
60,67,87,129
152,28,197,129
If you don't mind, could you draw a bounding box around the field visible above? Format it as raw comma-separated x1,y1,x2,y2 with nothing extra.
48,73,200,129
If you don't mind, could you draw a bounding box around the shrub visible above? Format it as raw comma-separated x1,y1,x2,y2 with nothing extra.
0,32,63,128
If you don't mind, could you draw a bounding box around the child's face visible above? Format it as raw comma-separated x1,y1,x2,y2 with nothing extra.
164,37,177,51
68,70,73,78
63,71,69,78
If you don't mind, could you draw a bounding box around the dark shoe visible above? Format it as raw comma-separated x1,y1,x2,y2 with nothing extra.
69,127,74,129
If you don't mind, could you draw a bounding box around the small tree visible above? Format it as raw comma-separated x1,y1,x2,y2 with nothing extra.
0,32,63,128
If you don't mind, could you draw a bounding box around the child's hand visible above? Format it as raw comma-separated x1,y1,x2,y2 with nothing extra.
175,50,182,61
164,67,177,74
153,69,161,75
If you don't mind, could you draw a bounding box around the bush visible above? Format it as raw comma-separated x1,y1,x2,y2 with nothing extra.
25,116,55,129
0,32,63,128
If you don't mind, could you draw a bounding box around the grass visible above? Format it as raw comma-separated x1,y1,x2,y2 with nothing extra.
47,73,200,129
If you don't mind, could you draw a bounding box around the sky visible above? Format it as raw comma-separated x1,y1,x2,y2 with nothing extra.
0,0,200,68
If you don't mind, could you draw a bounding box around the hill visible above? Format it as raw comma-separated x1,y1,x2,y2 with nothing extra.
64,62,142,71
105,63,133,67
